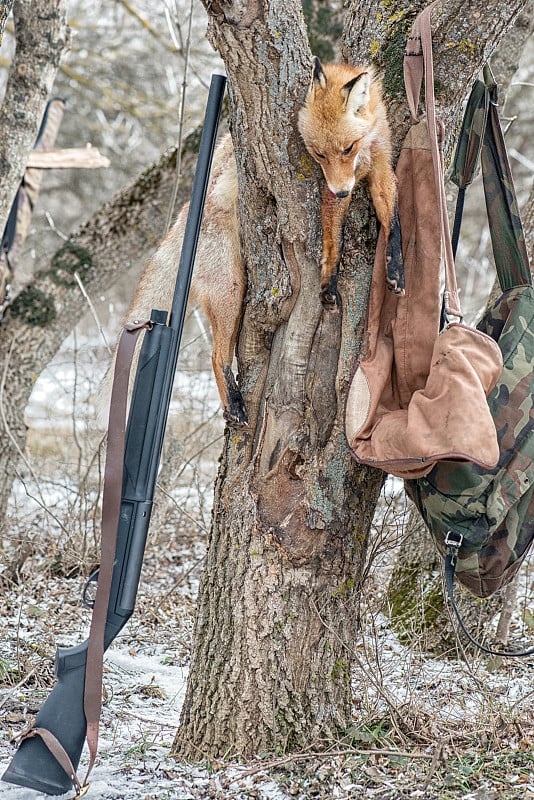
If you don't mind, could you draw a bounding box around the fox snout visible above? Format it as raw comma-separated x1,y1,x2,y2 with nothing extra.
324,177,355,199
320,159,358,199
297,57,401,308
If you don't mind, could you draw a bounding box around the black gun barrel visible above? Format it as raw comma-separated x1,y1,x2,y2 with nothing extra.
2,73,227,796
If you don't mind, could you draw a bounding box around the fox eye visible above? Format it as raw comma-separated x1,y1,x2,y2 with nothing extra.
342,142,355,156
314,150,326,160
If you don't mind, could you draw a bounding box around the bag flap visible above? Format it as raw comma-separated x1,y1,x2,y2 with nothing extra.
347,324,502,479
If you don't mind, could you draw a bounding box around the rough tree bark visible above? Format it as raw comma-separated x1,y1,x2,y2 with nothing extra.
173,0,530,760
0,0,70,237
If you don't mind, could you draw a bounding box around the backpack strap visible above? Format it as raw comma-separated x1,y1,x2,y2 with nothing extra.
451,65,532,290
450,78,489,259
444,72,534,658
444,534,534,657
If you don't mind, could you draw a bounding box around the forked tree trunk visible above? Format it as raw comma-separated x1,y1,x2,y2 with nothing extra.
174,0,530,759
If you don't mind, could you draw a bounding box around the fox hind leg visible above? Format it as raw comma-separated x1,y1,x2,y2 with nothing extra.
221,365,247,426
205,286,247,426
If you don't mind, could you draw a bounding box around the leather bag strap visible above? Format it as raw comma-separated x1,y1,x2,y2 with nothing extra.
404,1,462,318
403,0,442,122
83,319,151,788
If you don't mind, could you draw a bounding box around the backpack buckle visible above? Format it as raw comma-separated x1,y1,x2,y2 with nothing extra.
444,530,463,560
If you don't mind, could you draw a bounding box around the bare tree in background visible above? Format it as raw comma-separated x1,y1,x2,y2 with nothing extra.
0,1,14,45
0,0,69,235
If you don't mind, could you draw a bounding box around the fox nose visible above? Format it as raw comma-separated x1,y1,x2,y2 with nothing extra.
335,190,350,199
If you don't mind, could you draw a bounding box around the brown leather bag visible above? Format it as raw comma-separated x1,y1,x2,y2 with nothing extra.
344,0,503,480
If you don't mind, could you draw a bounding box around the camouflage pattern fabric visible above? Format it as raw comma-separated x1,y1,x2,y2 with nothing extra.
406,286,534,597
406,69,534,599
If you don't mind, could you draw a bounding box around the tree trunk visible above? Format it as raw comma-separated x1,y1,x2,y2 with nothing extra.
174,0,530,760
387,507,504,658
174,0,384,758
0,0,70,237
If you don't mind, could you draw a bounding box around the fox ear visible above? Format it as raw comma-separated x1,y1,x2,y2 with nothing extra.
343,72,371,114
312,56,327,90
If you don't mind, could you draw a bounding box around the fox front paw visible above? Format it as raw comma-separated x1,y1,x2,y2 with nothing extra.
320,272,339,309
386,250,404,295
320,287,338,308
385,205,404,294
223,365,248,427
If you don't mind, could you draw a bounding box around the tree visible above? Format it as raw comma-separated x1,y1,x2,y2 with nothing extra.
172,0,531,759
0,0,531,764
0,0,222,546
0,140,202,529
0,0,69,236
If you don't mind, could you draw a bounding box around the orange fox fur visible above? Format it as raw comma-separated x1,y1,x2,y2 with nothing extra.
123,134,247,424
118,58,400,426
298,57,402,305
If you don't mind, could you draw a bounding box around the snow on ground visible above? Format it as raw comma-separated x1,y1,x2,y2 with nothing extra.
2,552,534,800
2,323,534,799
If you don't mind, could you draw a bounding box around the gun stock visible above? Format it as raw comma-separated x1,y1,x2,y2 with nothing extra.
3,73,227,796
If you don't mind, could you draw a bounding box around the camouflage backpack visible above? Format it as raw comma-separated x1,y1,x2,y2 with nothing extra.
405,68,534,655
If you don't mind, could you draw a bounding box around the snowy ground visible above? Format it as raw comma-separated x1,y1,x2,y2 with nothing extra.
2,492,534,800
1,322,534,800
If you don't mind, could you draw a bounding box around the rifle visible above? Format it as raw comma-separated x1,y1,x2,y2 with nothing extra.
2,72,227,797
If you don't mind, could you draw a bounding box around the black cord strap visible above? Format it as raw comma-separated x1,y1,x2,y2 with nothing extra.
444,534,534,658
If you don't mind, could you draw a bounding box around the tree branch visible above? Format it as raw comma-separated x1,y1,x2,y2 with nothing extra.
0,0,14,45
0,133,206,520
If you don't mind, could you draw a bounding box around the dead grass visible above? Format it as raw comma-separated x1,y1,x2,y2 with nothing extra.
1,309,534,800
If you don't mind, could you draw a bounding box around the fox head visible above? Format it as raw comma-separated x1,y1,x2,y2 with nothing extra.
298,57,374,198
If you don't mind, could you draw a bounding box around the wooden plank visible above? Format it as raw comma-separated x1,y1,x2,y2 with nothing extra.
27,147,111,169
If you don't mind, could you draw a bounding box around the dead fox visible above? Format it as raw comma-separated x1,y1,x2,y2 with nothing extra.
298,57,402,305
117,58,400,426
123,133,247,425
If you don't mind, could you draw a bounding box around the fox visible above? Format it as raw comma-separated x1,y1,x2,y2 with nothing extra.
114,58,400,427
119,133,248,426
298,57,402,306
